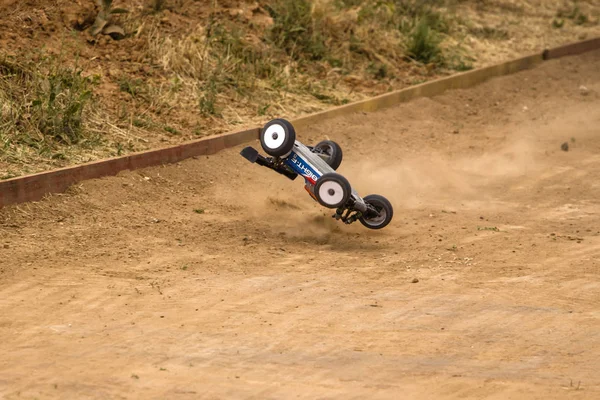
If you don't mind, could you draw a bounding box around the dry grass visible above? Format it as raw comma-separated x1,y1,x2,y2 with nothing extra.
144,0,470,128
0,51,150,178
1,0,599,179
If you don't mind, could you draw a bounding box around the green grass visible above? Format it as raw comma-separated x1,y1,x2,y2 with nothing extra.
407,17,443,64
0,50,148,179
163,125,180,135
557,2,590,26
257,103,271,116
0,57,97,145
266,0,327,61
132,117,153,128
477,226,500,232
198,73,219,117
118,77,147,98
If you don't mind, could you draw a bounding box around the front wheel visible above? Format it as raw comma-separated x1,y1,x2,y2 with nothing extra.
260,119,296,158
314,173,351,209
359,194,393,230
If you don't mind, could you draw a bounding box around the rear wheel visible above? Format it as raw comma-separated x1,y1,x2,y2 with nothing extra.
312,140,343,170
260,119,296,158
314,173,351,209
359,194,393,230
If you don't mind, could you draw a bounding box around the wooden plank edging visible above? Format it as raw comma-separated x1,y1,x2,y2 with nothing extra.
543,36,600,60
0,127,259,207
1,37,599,207
292,53,543,130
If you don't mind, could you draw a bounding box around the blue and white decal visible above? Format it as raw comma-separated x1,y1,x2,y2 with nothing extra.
285,152,321,184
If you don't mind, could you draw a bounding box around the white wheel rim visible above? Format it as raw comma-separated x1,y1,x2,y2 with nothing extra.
263,124,286,150
318,181,345,206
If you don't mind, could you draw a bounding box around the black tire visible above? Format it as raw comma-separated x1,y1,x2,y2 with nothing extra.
314,173,352,209
359,194,393,230
260,119,296,157
312,140,343,170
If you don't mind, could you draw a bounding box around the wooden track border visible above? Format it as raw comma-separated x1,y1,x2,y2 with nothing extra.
2,37,600,207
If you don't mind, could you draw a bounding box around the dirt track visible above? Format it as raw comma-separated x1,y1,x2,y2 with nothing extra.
1,50,600,399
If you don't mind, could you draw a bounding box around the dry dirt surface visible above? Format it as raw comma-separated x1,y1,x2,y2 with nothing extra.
1,50,600,399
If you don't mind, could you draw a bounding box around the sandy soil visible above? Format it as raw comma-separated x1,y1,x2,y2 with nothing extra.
1,50,599,399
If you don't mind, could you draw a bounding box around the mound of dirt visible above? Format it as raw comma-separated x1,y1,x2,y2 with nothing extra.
1,0,599,179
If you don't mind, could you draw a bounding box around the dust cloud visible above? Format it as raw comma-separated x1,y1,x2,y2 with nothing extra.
343,135,540,210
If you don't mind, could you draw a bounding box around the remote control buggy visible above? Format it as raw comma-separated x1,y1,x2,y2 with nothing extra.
240,119,393,230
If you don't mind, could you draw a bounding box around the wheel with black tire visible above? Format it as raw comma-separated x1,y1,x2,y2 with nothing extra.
260,119,296,158
359,194,393,230
314,173,351,209
312,140,343,170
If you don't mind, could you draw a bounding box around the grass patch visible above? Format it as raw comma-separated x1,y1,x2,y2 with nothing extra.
149,19,286,119
118,77,147,99
407,17,443,64
132,117,153,128
163,125,180,135
198,72,220,117
0,51,145,178
557,2,590,26
367,62,389,79
266,0,327,61
257,103,271,116
0,55,97,146
477,226,500,232
552,18,565,29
